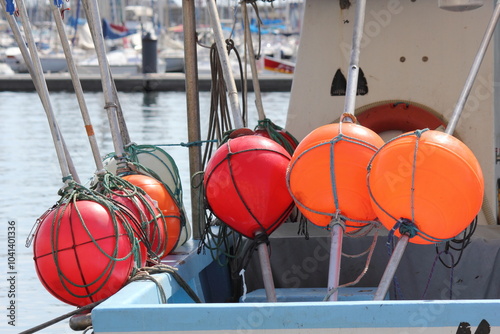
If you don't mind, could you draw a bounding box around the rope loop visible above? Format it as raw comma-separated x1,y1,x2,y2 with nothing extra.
254,118,299,155
397,218,418,238
129,264,202,303
328,210,345,231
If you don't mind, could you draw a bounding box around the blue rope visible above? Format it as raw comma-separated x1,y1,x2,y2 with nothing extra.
5,0,15,14
421,250,455,299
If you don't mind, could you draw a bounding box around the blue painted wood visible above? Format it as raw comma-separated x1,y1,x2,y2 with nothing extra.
93,300,500,332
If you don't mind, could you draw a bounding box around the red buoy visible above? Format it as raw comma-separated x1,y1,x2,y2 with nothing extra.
122,174,181,257
287,121,385,230
368,130,484,244
111,191,157,265
204,135,294,238
33,200,135,307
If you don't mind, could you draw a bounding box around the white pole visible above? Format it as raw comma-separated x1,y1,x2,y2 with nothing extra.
206,0,244,129
81,0,127,165
374,1,500,301
373,235,409,300
256,233,277,302
13,0,75,184
326,0,367,302
447,1,500,135
326,224,343,301
50,3,104,172
242,2,266,121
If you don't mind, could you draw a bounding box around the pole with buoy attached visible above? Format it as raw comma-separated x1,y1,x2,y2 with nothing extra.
373,1,500,301
205,0,277,302
11,0,77,186
326,0,367,302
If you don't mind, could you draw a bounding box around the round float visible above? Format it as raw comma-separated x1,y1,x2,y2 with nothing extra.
122,174,181,257
204,135,294,238
287,118,385,230
367,129,484,244
33,200,135,307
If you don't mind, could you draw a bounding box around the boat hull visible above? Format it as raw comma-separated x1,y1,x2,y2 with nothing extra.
91,224,500,333
93,300,498,333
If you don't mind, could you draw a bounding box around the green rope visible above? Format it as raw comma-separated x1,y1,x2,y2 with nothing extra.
255,118,299,155
38,181,142,300
103,143,187,253
194,171,245,267
130,264,202,303
96,172,169,260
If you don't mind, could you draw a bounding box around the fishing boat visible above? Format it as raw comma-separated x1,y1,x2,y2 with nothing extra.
15,0,500,333
86,0,500,333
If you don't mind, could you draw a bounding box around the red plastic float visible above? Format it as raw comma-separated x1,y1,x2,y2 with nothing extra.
204,135,294,238
287,120,385,230
122,174,181,257
367,129,484,244
111,191,158,265
33,200,135,307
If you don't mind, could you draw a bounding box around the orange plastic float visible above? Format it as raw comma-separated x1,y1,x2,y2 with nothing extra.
367,129,484,244
122,174,181,257
33,200,135,307
287,118,385,230
204,135,294,239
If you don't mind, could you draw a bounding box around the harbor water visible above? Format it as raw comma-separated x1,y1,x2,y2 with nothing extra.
0,90,290,333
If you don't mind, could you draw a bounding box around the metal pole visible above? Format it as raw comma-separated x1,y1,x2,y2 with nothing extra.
374,1,500,302
373,235,409,300
256,234,277,302
343,0,366,115
13,0,75,184
206,0,243,129
242,2,266,121
446,1,500,135
182,0,203,239
3,2,80,183
50,3,104,172
326,0,367,302
81,0,127,165
326,224,343,301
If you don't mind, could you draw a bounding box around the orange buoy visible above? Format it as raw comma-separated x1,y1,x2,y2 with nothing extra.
33,200,135,307
204,135,294,238
367,129,484,244
122,174,181,257
287,120,385,230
